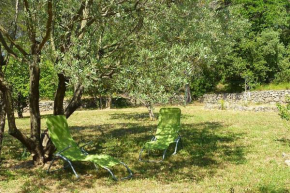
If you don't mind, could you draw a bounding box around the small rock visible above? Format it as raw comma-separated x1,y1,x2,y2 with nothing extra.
285,160,290,166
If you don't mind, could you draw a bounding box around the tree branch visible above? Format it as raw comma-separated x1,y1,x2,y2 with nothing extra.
23,0,36,43
0,76,33,150
65,84,84,118
11,0,19,39
0,25,29,57
77,18,96,38
60,0,91,53
38,0,53,52
0,32,18,58
67,0,88,31
100,16,143,58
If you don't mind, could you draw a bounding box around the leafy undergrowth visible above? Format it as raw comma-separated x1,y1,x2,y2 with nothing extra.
1,106,290,192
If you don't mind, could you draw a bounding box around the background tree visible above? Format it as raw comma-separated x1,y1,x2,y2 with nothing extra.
217,0,290,92
39,60,58,100
0,0,55,164
185,0,290,96
116,0,250,108
0,0,19,160
51,0,147,117
4,58,29,118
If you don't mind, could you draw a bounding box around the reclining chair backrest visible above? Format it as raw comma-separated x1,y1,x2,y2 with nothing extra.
156,108,181,139
46,115,79,152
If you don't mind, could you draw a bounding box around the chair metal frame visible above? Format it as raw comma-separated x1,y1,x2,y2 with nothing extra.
47,144,133,180
46,115,133,181
139,134,182,162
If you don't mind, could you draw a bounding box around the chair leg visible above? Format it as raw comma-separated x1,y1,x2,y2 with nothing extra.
102,162,133,181
47,154,79,179
173,137,181,155
47,156,58,174
102,166,118,181
120,162,133,180
162,149,167,160
93,163,99,171
139,148,168,163
60,155,79,178
139,148,145,161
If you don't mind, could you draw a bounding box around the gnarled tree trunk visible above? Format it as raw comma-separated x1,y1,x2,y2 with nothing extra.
0,46,6,161
0,90,6,161
16,92,27,118
65,83,84,118
28,56,44,164
99,95,103,109
145,102,155,121
53,73,68,115
0,74,34,157
106,95,112,109
42,73,69,161
184,83,192,105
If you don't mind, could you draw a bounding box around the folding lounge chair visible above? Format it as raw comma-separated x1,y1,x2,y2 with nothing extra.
139,108,182,162
46,115,133,180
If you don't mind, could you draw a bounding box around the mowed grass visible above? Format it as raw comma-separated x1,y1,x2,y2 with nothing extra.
0,106,290,193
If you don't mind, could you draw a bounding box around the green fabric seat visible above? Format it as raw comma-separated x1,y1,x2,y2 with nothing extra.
46,115,132,180
139,108,182,162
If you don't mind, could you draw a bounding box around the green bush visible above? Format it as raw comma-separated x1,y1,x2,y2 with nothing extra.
39,61,58,100
277,96,290,121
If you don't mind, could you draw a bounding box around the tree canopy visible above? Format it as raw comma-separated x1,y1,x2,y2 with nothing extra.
0,0,290,164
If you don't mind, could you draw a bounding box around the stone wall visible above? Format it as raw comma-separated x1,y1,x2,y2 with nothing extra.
23,98,97,113
23,97,134,113
200,90,290,112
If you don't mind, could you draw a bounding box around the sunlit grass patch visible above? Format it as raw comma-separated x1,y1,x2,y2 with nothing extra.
254,82,290,91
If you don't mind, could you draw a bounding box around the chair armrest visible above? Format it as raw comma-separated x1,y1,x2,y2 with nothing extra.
79,141,93,149
79,141,93,155
56,145,71,155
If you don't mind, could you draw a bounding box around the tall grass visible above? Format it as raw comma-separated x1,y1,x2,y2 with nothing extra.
254,82,290,91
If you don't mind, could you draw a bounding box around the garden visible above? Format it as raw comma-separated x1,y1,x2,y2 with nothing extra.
1,0,290,192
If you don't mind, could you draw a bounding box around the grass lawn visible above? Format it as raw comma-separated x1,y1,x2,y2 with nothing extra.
0,105,290,193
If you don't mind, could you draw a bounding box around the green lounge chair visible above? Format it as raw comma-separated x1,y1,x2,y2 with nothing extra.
46,115,132,180
139,108,182,162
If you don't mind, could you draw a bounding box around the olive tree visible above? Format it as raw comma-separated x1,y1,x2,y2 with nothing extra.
0,0,151,164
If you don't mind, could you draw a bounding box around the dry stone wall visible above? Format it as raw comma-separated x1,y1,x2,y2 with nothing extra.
200,90,290,112
23,98,96,113
23,98,133,113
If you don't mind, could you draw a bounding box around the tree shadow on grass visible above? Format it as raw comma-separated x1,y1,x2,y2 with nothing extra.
62,121,247,183
67,121,247,183
69,123,154,149
130,122,247,183
109,112,193,121
67,124,155,166
110,112,152,121
276,137,290,147
2,119,247,187
258,185,290,193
